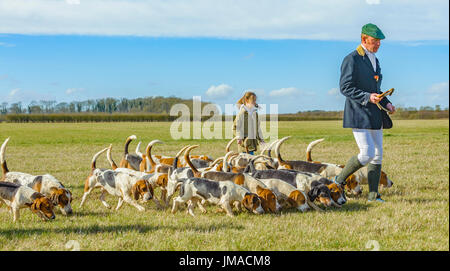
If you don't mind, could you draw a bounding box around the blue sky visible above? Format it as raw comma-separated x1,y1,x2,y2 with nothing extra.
0,0,448,113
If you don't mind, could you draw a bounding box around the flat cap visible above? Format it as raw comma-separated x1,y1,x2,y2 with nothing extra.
362,23,385,39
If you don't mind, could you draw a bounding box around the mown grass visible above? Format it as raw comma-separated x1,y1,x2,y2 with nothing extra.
0,120,448,251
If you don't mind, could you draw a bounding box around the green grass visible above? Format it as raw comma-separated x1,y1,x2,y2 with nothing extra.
0,120,448,251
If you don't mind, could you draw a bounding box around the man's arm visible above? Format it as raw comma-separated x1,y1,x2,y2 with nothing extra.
339,55,371,106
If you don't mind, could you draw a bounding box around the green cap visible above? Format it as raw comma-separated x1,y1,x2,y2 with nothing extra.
361,23,385,39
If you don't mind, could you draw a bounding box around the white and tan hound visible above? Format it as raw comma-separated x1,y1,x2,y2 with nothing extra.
80,147,154,212
0,181,55,222
258,178,323,212
1,137,73,215
106,144,166,208
305,138,393,190
171,177,264,217
184,146,281,213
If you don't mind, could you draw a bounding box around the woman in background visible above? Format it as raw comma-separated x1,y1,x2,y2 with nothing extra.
233,91,265,155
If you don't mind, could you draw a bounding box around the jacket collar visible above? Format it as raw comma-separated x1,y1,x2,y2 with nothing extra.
357,44,378,74
241,104,257,114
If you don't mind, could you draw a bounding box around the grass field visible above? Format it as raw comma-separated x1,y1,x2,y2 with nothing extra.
0,119,448,251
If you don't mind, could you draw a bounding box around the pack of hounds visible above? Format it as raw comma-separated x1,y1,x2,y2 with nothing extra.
0,135,393,221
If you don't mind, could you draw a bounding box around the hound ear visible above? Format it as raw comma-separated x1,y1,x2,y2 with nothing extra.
131,184,140,200
242,194,251,209
308,187,318,202
252,194,260,204
256,185,264,194
147,181,154,196
31,199,41,211
286,197,297,207
50,193,59,206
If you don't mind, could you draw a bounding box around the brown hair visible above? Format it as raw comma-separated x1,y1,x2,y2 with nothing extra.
236,91,258,108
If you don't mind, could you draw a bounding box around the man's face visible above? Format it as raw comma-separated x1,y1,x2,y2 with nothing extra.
362,36,381,53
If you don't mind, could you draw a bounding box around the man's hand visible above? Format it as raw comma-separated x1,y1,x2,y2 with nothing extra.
386,103,396,114
369,93,383,104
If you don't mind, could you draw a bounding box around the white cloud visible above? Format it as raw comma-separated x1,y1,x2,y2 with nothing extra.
66,0,80,5
205,84,233,98
65,87,84,95
427,81,449,94
0,42,15,47
269,87,300,97
366,0,381,5
425,81,449,106
327,87,339,96
0,0,447,41
9,88,19,97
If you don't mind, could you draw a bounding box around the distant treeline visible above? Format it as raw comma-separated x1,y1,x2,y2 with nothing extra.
0,96,211,115
1,107,448,123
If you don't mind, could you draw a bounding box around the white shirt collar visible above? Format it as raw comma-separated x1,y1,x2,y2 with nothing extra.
360,43,377,71
241,104,257,114
360,43,376,57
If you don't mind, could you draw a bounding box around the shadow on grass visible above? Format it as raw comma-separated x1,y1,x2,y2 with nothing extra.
276,201,371,215
0,222,245,237
70,211,111,217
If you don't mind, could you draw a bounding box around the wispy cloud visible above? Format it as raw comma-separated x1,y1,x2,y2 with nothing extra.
426,81,449,94
65,87,84,95
66,0,80,5
0,0,447,41
269,87,301,97
205,84,233,99
366,0,381,5
9,88,20,97
425,81,449,105
0,41,15,47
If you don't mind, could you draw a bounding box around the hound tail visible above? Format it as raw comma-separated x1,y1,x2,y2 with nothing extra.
91,147,109,171
306,138,325,162
1,137,10,177
123,135,137,156
145,140,163,171
135,141,143,157
184,145,200,177
173,145,190,169
274,136,291,164
204,157,224,171
106,144,118,170
223,151,235,172
225,136,238,153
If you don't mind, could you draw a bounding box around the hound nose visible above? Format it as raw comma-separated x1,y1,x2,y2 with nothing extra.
50,215,55,220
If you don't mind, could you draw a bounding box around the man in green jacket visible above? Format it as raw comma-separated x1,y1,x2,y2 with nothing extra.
334,23,396,202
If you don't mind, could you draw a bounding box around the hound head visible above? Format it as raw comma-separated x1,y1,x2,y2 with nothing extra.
327,182,347,206
287,190,309,212
131,179,153,202
50,187,73,215
242,193,264,215
380,170,393,188
255,185,279,213
198,155,214,163
308,181,333,207
155,173,168,188
31,195,55,221
345,174,362,195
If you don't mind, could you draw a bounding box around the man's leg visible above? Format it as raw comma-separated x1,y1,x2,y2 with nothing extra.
335,129,375,185
367,129,383,201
